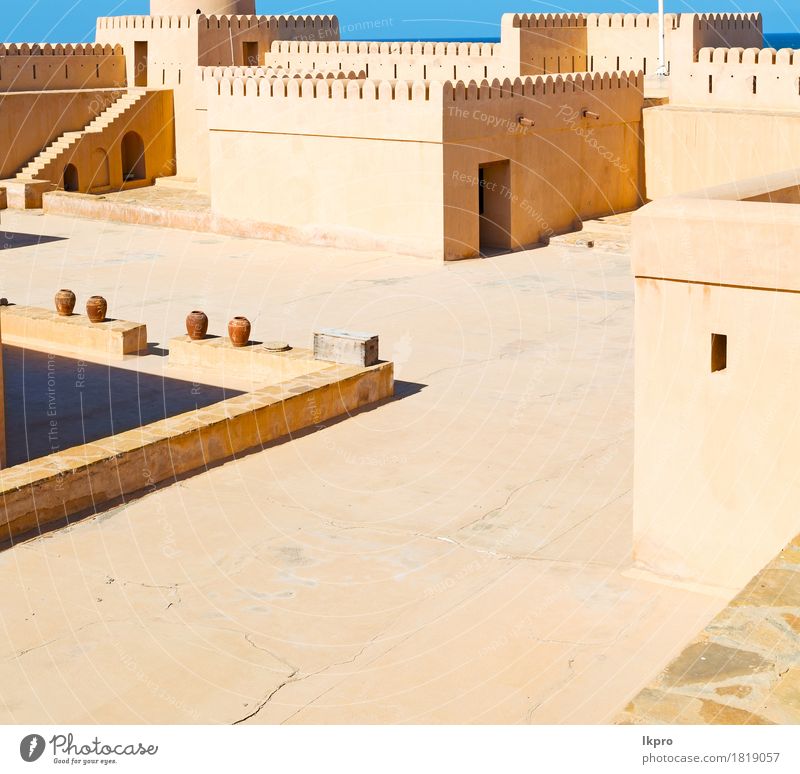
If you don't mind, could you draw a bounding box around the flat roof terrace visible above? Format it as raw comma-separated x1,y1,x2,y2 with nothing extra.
0,207,727,723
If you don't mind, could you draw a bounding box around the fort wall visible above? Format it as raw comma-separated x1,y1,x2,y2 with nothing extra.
500,14,588,76
631,169,800,587
645,46,800,198
442,71,643,257
0,44,126,92
33,90,176,194
671,46,800,109
499,12,762,77
95,14,339,181
205,71,643,259
0,89,124,179
265,39,509,82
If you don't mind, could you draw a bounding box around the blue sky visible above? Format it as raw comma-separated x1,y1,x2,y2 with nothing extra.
1,1,797,42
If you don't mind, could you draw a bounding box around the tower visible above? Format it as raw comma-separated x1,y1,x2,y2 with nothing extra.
149,1,256,14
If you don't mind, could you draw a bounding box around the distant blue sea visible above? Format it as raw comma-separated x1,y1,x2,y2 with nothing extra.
764,32,800,49
376,33,800,49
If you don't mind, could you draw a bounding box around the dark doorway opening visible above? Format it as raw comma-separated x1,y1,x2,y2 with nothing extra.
243,41,259,66
121,131,146,181
478,160,512,256
62,163,79,192
134,41,148,87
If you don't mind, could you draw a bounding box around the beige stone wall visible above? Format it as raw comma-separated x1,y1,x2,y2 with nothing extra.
671,47,800,110
586,13,678,75
0,44,126,92
643,105,800,199
207,75,445,257
631,174,800,588
443,72,643,258
498,12,762,78
500,14,588,76
38,90,176,193
96,13,340,182
204,71,642,259
0,89,124,179
265,39,509,82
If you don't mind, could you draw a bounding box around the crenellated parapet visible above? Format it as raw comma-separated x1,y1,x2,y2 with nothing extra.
671,45,800,109
96,15,196,30
265,38,507,83
0,43,126,92
587,12,679,30
506,13,587,28
269,40,501,57
0,43,123,56
96,13,338,35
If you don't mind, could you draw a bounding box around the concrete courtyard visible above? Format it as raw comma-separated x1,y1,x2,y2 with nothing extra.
0,208,727,724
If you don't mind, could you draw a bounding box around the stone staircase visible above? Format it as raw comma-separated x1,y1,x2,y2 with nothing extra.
16,89,147,182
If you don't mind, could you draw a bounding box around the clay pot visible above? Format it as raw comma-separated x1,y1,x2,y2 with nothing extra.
55,289,76,316
228,316,251,348
86,295,108,323
186,310,209,341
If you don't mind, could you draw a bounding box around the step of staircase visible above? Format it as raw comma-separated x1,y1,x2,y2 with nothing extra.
15,90,148,182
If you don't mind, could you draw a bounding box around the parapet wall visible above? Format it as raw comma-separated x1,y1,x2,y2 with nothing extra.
500,13,588,75
206,70,641,139
670,47,800,109
500,11,762,77
265,39,508,83
0,44,126,92
631,170,800,588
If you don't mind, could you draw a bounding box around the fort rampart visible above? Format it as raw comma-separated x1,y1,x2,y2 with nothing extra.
204,71,643,259
0,44,126,92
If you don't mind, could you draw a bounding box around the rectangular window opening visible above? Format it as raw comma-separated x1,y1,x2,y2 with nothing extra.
711,333,727,372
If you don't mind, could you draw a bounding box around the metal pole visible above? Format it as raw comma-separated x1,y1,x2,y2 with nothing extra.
657,0,667,75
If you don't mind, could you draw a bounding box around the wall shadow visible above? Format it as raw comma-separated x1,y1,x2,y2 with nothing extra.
2,346,242,467
0,232,67,251
0,378,427,550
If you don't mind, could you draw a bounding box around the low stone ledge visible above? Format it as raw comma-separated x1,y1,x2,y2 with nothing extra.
168,336,329,384
0,359,394,542
0,178,56,209
0,304,147,359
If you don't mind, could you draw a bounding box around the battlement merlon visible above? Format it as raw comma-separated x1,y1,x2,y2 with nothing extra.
95,14,340,36
671,45,800,110
205,71,643,144
0,43,123,56
499,11,763,75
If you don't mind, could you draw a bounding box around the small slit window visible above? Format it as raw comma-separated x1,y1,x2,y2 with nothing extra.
711,333,727,372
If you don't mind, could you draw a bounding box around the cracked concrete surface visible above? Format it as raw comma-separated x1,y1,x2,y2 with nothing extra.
0,210,727,723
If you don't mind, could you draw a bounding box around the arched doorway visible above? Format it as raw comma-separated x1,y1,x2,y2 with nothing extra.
90,148,110,191
121,132,146,182
63,163,79,192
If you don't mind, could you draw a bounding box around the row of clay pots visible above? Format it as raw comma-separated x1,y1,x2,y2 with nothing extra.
186,311,251,348
55,289,107,323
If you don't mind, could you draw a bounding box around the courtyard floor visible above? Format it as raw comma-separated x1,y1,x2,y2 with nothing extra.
0,208,727,724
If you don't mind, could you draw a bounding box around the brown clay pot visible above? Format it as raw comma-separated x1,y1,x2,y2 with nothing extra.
186,310,209,341
86,295,108,323
228,316,251,348
55,289,76,316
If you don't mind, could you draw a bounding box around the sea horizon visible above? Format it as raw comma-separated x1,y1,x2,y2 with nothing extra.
348,32,800,47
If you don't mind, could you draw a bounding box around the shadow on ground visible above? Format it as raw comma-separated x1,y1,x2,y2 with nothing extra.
2,346,241,466
0,232,67,250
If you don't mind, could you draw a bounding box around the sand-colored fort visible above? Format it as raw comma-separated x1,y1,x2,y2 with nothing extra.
1,2,800,725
